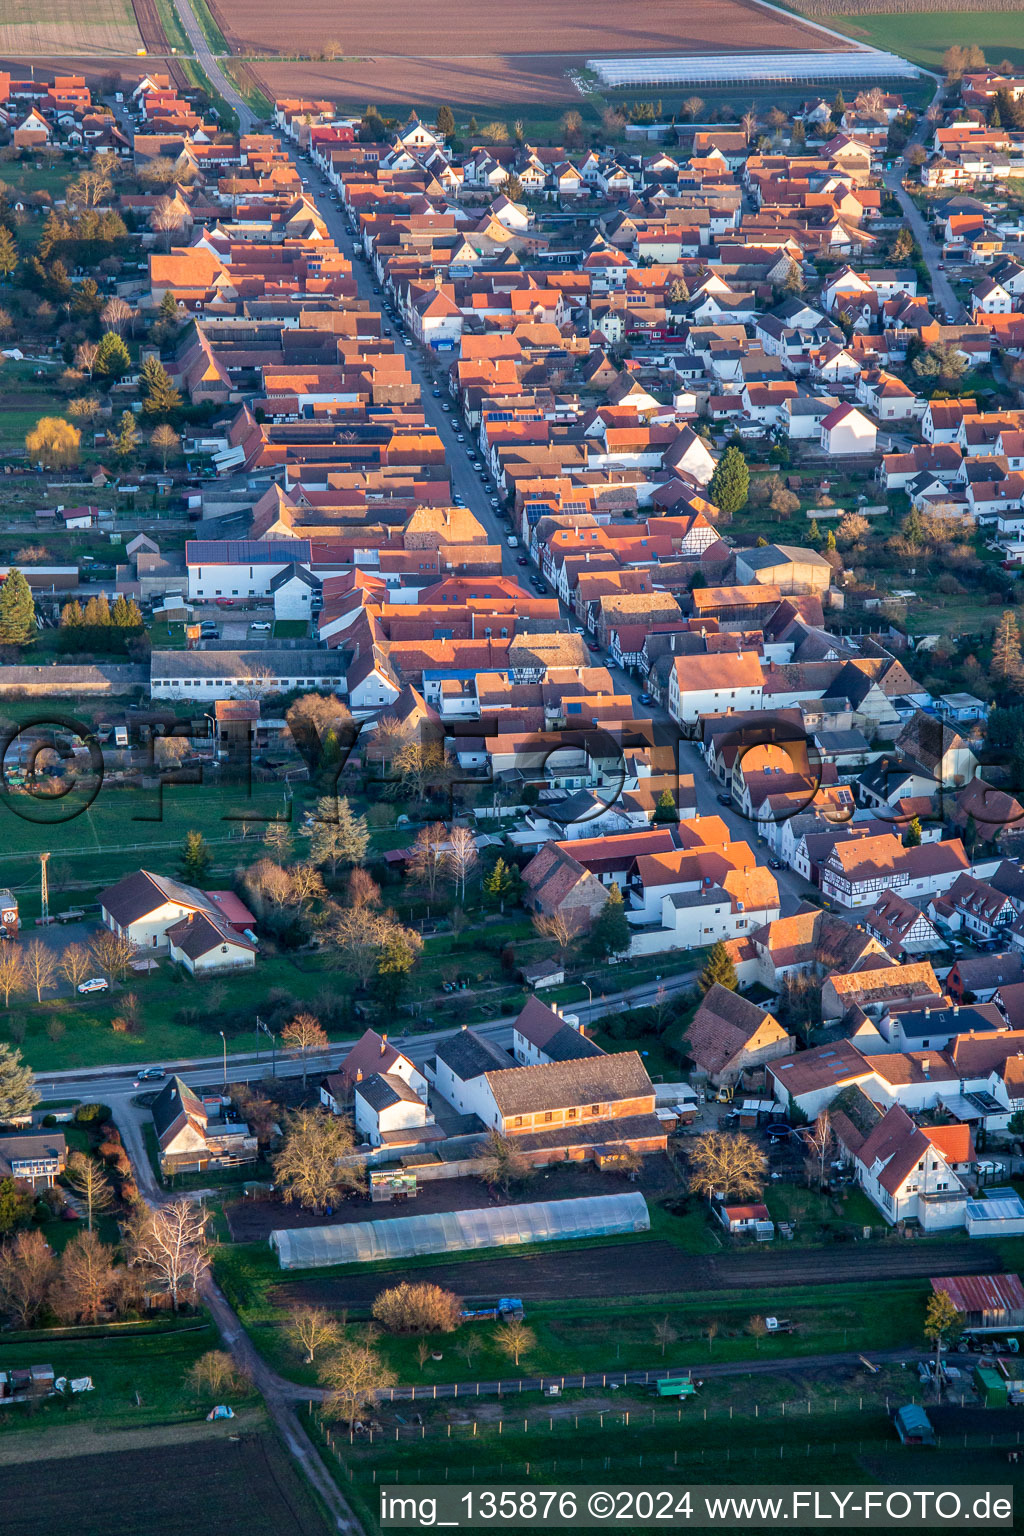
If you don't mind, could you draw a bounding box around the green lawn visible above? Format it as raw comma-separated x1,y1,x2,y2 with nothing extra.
273,621,309,639
819,11,1024,72
0,1319,232,1432
215,1231,932,1392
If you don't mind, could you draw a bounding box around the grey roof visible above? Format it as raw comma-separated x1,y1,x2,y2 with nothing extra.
0,1132,65,1165
435,1027,515,1082
893,1003,1005,1040
151,1075,206,1142
150,648,348,679
737,543,831,572
355,1071,423,1113
100,868,213,927
540,1024,607,1063
270,563,320,592
186,539,311,565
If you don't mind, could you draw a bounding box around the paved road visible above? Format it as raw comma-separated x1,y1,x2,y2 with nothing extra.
34,969,697,1104
279,143,816,920
883,84,962,322
113,1078,360,1533
167,0,256,133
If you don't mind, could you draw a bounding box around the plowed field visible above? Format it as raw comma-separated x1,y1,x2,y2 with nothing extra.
0,0,143,56
210,0,845,107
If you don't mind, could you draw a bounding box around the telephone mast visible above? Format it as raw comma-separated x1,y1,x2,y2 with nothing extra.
39,852,50,926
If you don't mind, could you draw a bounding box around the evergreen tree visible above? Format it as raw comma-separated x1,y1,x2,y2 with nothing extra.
904,815,922,848
790,119,806,148
0,227,17,283
60,598,84,627
484,856,518,913
436,104,455,137
335,796,370,867
992,610,1024,686
468,115,478,134
158,291,179,322
140,356,182,417
832,90,846,120
964,812,979,857
0,568,36,646
125,597,144,628
699,939,738,994
653,788,678,823
93,330,131,379
0,1043,38,1123
82,594,111,626
587,882,630,960
826,529,836,551
110,593,132,627
708,445,750,517
181,829,211,883
115,410,140,461
808,518,821,544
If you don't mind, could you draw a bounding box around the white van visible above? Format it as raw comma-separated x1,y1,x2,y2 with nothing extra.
506,535,518,548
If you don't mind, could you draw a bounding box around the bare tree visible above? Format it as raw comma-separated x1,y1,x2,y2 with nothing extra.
704,1319,719,1354
407,821,447,900
281,1012,329,1087
478,1127,535,1195
654,1316,678,1357
0,946,27,1006
64,1150,114,1231
74,341,98,379
0,1229,56,1326
24,939,57,1003
56,1229,115,1323
372,1282,463,1334
444,825,478,901
288,1303,342,1364
60,942,92,994
803,1110,837,1190
748,1314,768,1351
687,1132,765,1202
320,1340,396,1432
100,296,134,336
494,1317,536,1367
273,1108,364,1212
90,929,137,983
187,1350,247,1397
532,909,580,963
125,1198,209,1312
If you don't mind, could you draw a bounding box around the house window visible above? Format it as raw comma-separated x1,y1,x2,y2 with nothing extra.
544,1111,553,1123
567,1108,576,1120
590,1104,600,1116
514,1116,522,1127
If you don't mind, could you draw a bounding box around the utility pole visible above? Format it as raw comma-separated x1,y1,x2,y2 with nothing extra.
39,852,50,926
219,1030,227,1092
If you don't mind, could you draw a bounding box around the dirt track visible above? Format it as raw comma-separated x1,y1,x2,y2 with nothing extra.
273,1238,1002,1313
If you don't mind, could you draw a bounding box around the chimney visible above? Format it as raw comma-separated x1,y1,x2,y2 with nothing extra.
380,1032,388,1054
355,1068,363,1082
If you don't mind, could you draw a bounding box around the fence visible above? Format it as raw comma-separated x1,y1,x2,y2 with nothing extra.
306,1400,1024,1486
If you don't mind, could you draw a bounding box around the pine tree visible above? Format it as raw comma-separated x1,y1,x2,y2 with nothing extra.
904,815,922,848
902,506,925,548
587,882,631,960
82,594,111,627
826,529,837,551
115,410,140,461
808,518,821,544
125,597,144,628
992,610,1024,686
158,291,179,322
699,939,738,994
93,330,131,379
0,568,36,646
436,104,455,138
60,598,84,627
653,788,678,823
181,829,211,883
110,593,132,627
140,356,182,417
708,445,749,517
484,856,517,913
832,90,846,120
0,227,17,284
335,796,370,867
0,1043,37,1123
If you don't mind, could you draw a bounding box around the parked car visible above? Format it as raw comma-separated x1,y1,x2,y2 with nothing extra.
506,535,519,548
639,692,654,706
250,621,272,634
517,555,529,566
489,496,501,507
432,388,442,398
78,977,108,994
717,792,732,806
586,639,601,654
